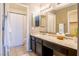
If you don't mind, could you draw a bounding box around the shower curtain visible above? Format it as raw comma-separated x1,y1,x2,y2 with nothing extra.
4,12,26,55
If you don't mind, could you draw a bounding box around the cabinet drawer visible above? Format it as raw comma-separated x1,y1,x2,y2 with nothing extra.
36,38,42,44
53,50,65,56
54,48,67,55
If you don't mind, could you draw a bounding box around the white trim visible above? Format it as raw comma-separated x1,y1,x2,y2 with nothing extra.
0,3,4,56
26,6,32,51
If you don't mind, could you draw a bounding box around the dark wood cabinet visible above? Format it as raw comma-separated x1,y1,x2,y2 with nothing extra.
43,40,67,56
42,46,53,56
30,35,77,56
67,49,77,56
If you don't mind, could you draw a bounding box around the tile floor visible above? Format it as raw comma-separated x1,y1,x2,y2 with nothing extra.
9,45,37,56
22,52,37,56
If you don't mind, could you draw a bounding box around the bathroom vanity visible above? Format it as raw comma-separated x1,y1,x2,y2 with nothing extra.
30,33,77,56
30,4,78,56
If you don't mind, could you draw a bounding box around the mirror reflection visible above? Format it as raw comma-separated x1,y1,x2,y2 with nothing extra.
31,3,78,37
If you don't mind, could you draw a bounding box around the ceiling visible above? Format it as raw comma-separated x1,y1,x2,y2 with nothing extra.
22,3,76,15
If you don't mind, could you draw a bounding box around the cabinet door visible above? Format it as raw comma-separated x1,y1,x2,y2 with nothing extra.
30,36,36,52
36,43,42,56
43,41,67,56
67,49,77,56
32,40,36,52
30,36,32,50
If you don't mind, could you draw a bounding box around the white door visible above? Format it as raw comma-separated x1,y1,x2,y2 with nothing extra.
6,12,26,48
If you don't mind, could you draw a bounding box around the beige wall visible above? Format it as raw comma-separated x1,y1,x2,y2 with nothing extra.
55,5,77,33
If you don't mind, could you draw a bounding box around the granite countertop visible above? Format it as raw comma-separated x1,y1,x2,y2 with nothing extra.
31,33,77,50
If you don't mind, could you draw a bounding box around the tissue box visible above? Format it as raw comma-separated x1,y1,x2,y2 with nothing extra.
57,36,64,40
56,33,65,40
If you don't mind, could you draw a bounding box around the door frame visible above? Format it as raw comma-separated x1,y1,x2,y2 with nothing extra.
3,3,31,56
